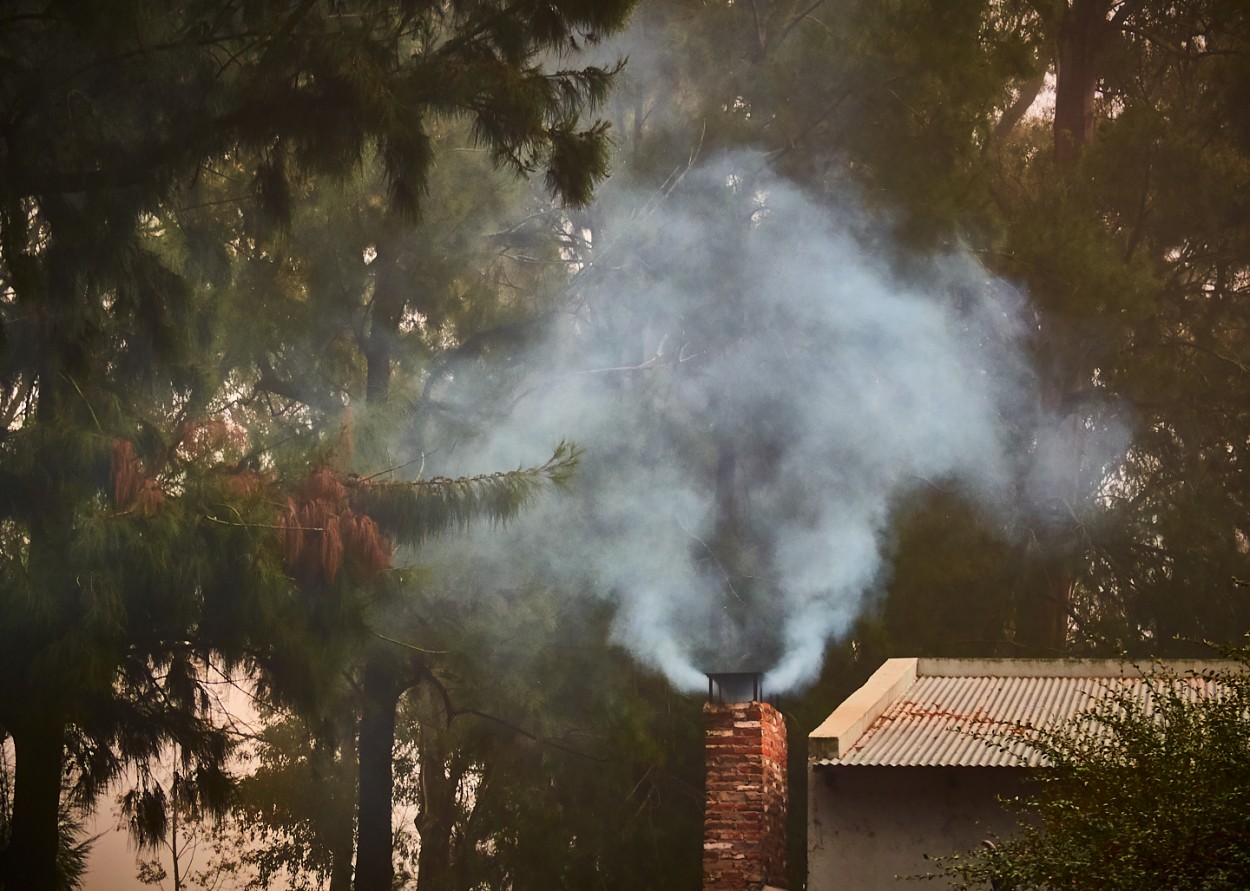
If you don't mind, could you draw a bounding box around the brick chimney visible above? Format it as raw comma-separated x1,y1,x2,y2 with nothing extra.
704,675,788,891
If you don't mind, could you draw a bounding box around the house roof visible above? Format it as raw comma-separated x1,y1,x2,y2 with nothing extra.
809,657,1235,768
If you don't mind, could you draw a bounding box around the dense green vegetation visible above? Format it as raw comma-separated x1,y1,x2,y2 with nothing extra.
941,657,1250,890
0,3,633,889
2,0,1250,888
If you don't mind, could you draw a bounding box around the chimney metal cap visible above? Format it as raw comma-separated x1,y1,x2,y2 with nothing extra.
707,671,764,704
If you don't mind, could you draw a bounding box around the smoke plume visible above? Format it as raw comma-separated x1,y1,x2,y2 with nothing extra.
411,153,1088,693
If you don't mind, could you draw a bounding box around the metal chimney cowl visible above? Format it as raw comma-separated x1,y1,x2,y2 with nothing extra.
707,671,764,705
703,673,788,891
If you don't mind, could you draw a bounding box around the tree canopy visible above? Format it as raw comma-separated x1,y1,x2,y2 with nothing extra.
0,1,633,888
4,0,1250,888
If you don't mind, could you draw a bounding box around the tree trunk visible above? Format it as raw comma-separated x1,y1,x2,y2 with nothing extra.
1013,555,1075,655
328,830,355,891
415,686,456,891
1013,371,1088,654
170,778,183,891
0,717,66,891
1054,0,1112,168
364,234,406,406
354,219,411,891
1035,0,1117,648
353,655,403,891
2,348,75,891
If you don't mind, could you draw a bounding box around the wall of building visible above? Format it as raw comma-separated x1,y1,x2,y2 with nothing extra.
807,765,1031,891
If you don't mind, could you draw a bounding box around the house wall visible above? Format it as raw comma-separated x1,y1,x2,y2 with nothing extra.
807,765,1031,890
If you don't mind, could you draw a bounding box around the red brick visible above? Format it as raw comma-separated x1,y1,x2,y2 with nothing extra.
703,702,787,891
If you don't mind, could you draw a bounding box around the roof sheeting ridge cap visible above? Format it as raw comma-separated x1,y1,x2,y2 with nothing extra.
808,658,917,761
916,658,1246,678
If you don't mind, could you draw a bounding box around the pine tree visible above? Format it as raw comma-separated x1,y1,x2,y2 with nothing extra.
0,2,635,888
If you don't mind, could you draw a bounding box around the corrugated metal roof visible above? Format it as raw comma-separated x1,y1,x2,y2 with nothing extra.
819,671,1224,768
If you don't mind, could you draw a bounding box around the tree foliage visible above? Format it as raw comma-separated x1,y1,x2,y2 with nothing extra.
618,0,1250,660
0,1,634,888
390,579,706,891
943,657,1250,890
592,2,1250,881
6,0,1250,886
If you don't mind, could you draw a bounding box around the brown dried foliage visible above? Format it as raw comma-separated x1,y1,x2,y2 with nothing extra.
222,470,267,498
278,467,392,586
174,416,249,462
342,512,390,577
110,439,165,516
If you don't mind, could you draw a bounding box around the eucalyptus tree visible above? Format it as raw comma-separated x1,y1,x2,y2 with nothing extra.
963,0,1250,653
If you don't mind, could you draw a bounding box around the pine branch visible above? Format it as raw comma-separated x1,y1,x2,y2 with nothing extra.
204,514,322,532
347,441,579,544
62,373,103,432
370,631,447,656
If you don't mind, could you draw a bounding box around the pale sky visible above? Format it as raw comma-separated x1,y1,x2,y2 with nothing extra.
83,825,148,891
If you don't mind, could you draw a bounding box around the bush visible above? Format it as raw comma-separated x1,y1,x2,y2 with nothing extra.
943,655,1250,890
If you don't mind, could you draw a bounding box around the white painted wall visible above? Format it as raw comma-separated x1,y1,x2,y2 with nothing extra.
808,765,1030,890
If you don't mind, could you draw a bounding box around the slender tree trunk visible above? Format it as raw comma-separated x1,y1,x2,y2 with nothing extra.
1054,0,1112,168
328,829,356,891
354,655,403,891
1014,554,1075,654
319,722,357,891
0,717,66,891
1027,0,1116,650
354,221,411,891
170,778,182,891
1014,372,1087,654
415,686,455,891
364,233,405,406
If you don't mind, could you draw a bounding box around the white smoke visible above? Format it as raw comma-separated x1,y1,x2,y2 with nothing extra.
410,154,1080,693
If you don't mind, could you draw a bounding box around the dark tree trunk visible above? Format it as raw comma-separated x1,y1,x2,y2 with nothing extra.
414,685,456,891
353,656,403,891
328,831,355,891
1014,558,1075,655
354,220,411,891
364,234,406,406
1036,0,1119,648
0,717,66,891
323,740,356,891
1054,0,1112,167
2,350,76,891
